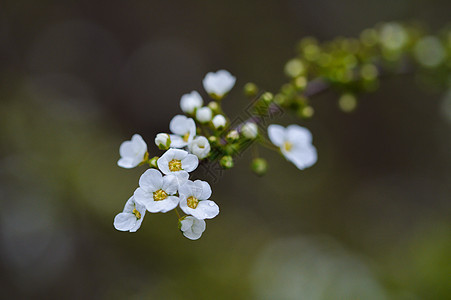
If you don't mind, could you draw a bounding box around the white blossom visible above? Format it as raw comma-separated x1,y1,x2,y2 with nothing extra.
188,136,211,159
196,106,213,123
169,115,197,148
202,69,236,98
113,196,146,232
212,114,226,129
157,149,198,185
180,91,203,114
180,216,206,240
179,180,219,220
117,134,147,169
268,124,317,170
241,122,258,139
155,133,171,150
134,169,180,213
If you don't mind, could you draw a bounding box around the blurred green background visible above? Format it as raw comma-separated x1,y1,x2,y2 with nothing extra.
1,1,450,299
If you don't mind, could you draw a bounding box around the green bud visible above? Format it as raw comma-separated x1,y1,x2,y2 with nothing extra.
284,58,305,78
149,156,159,168
260,92,274,103
208,136,218,144
226,130,239,141
338,93,357,112
208,101,220,112
244,82,259,97
274,94,286,106
300,106,314,118
251,158,267,176
220,155,234,169
293,76,307,90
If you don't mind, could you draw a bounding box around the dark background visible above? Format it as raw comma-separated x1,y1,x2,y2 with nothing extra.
0,0,450,299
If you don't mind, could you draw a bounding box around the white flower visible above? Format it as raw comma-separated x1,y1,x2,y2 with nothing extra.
188,136,210,159
180,91,203,114
180,216,206,240
268,124,317,170
157,149,198,185
134,169,180,213
155,133,171,150
202,69,236,98
179,180,219,220
113,196,146,232
117,134,147,169
212,114,226,129
196,106,213,123
241,122,258,139
169,115,197,148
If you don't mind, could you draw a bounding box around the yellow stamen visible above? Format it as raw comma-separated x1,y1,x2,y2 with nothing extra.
168,159,182,171
283,141,293,152
187,196,199,209
183,132,190,142
153,189,168,201
132,208,141,219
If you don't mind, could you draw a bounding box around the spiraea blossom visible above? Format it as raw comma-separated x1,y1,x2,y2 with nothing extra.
180,91,203,114
179,180,219,220
169,115,196,148
134,169,180,213
113,196,146,232
180,216,206,240
268,124,317,170
212,114,226,129
117,134,147,168
157,149,198,183
188,136,211,159
202,69,236,99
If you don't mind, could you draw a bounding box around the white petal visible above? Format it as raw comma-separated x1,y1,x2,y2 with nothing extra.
119,141,134,158
180,217,194,231
267,124,286,147
178,180,195,197
131,134,147,153
139,169,163,191
181,154,199,172
193,180,212,200
113,213,136,231
166,172,189,187
133,187,153,207
286,124,312,145
117,157,136,169
123,196,135,213
169,135,188,148
196,200,219,219
162,174,179,194
284,144,317,170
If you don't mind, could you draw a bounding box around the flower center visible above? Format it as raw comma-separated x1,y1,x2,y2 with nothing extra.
283,141,293,152
183,132,190,142
168,159,182,171
187,196,199,209
132,208,141,219
153,189,168,201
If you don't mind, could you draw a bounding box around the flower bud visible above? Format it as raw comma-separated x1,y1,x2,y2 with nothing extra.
188,136,211,159
241,122,258,139
251,158,267,176
244,82,258,97
207,101,219,113
220,155,234,169
149,156,159,168
226,130,239,141
212,114,226,129
196,106,213,123
180,91,203,114
155,133,171,150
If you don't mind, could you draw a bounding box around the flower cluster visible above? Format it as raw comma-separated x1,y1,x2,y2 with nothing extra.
114,69,319,240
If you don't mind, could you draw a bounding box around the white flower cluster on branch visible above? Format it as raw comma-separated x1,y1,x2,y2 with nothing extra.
114,69,318,240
